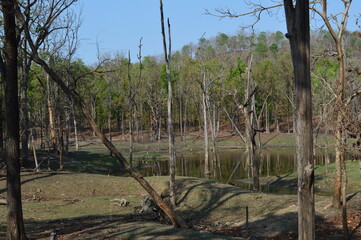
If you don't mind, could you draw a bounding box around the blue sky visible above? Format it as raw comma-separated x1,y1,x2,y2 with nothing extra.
75,1,360,65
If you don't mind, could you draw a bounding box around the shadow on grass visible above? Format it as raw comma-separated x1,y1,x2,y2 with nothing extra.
172,178,360,239
258,173,332,196
0,172,61,195
0,214,243,240
175,178,249,223
65,151,128,176
213,211,358,240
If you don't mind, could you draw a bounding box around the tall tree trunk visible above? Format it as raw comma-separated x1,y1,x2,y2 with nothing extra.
19,51,31,168
72,103,79,151
129,109,134,165
57,113,64,171
284,1,315,239
341,160,349,239
308,1,351,216
202,67,210,178
265,103,270,134
160,0,176,208
64,111,70,155
209,104,218,179
332,43,345,209
2,0,28,238
127,51,134,166
46,74,56,151
0,89,4,149
274,104,279,133
179,96,183,141
244,54,260,191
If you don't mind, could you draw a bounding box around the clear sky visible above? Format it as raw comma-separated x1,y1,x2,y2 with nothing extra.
75,1,360,65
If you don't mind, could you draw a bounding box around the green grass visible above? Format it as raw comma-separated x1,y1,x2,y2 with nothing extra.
259,160,360,194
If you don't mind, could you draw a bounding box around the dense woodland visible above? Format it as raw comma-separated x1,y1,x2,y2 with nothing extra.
13,29,361,153
0,0,360,239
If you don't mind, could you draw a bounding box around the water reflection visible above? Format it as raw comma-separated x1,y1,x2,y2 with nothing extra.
138,148,333,191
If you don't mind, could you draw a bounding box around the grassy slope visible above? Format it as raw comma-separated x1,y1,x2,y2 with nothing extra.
0,133,360,239
1,165,359,239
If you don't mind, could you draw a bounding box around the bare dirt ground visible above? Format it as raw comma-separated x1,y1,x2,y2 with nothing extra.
0,171,360,240
0,132,360,239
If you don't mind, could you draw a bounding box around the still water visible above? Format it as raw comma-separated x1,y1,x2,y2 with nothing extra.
138,148,333,192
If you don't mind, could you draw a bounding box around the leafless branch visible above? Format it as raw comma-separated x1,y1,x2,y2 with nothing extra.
205,2,283,29
344,89,361,106
223,106,246,143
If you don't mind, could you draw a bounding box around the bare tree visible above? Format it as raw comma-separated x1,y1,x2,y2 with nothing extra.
0,0,28,238
16,0,183,228
243,54,260,191
310,1,352,213
201,66,210,178
208,1,315,238
160,0,177,208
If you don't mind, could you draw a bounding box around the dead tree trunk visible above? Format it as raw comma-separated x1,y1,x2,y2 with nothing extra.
46,74,57,151
30,51,183,228
244,54,260,191
160,0,176,208
71,102,79,151
201,67,210,178
127,51,134,166
284,1,315,239
57,113,64,171
1,0,28,238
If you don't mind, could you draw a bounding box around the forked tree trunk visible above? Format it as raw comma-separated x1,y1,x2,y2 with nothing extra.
2,0,28,238
310,1,351,235
308,4,351,226
244,54,260,191
160,0,177,208
284,1,315,239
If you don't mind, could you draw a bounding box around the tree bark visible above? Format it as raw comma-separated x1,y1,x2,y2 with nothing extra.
284,1,315,239
57,113,64,171
72,103,79,151
46,74,57,151
0,89,4,149
244,54,260,191
127,51,134,166
201,67,210,178
160,0,177,208
2,0,28,238
308,0,351,213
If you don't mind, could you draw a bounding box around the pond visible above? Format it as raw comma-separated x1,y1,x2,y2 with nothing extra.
138,147,334,193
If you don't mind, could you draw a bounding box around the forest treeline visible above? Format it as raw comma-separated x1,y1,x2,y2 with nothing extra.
1,0,360,238
15,29,361,155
